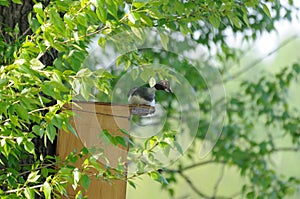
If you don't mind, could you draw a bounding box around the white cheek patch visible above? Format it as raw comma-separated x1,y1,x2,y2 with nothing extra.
148,99,155,107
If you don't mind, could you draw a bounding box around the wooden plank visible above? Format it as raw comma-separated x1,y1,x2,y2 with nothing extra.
57,102,130,199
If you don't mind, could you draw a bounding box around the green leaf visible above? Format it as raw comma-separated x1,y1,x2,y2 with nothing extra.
43,29,54,45
9,114,21,128
41,83,55,96
128,13,136,24
262,3,271,18
115,136,127,147
75,190,83,199
1,140,10,158
65,122,78,137
132,1,147,8
77,13,88,27
293,63,300,73
0,0,9,6
120,128,130,135
52,114,63,130
159,31,169,50
0,102,8,116
33,3,44,17
43,182,52,199
147,8,163,19
148,77,156,88
49,10,66,36
246,191,255,199
96,1,107,24
124,136,135,147
209,14,220,28
102,129,117,145
27,171,40,183
46,124,56,143
105,0,118,19
124,58,131,70
64,14,75,30
149,171,168,185
41,167,49,178
24,187,34,199
243,13,250,27
159,141,169,149
140,71,149,82
131,27,144,41
80,174,90,190
30,58,45,70
42,80,69,96
174,141,183,155
128,180,136,189
32,125,45,137
231,16,241,28
14,104,29,121
0,78,8,88
98,37,106,47
24,141,35,155
12,0,22,4
140,13,153,26
137,160,145,173
16,137,23,145
80,78,92,100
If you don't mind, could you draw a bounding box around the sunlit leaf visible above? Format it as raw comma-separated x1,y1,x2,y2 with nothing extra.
24,187,34,199
159,31,169,50
262,3,271,18
43,182,52,199
24,141,35,155
46,124,56,143
27,171,40,183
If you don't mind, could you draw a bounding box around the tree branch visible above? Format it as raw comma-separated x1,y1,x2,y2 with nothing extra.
212,164,225,198
182,160,224,171
224,35,299,82
272,147,299,152
4,184,44,194
178,171,232,199
163,160,227,173
178,171,212,198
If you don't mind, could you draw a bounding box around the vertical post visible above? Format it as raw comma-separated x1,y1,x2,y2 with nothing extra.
57,102,130,199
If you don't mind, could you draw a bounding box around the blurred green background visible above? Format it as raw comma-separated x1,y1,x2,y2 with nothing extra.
126,21,300,199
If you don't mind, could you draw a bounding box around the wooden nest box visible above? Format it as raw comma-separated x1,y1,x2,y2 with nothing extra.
56,102,154,199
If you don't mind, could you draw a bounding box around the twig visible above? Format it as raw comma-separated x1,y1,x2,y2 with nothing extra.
182,160,217,171
19,27,31,39
175,195,190,199
178,171,211,198
4,184,44,194
180,160,226,172
272,147,299,152
212,164,225,198
178,171,234,199
162,160,226,174
224,35,299,82
4,181,68,194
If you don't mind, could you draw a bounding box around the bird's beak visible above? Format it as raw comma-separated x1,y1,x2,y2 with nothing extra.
165,88,173,93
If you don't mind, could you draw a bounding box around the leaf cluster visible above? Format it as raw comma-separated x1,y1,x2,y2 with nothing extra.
0,0,299,198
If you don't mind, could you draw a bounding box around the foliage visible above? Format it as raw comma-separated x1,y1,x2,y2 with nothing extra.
0,0,299,198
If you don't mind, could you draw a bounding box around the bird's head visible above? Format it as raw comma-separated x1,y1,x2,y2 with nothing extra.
154,80,173,93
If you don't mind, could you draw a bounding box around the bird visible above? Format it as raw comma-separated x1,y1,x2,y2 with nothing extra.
128,80,172,107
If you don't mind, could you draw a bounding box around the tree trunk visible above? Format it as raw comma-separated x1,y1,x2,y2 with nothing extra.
0,1,56,198
0,0,33,38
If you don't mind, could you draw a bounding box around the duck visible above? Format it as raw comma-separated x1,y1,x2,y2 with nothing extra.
128,80,172,107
